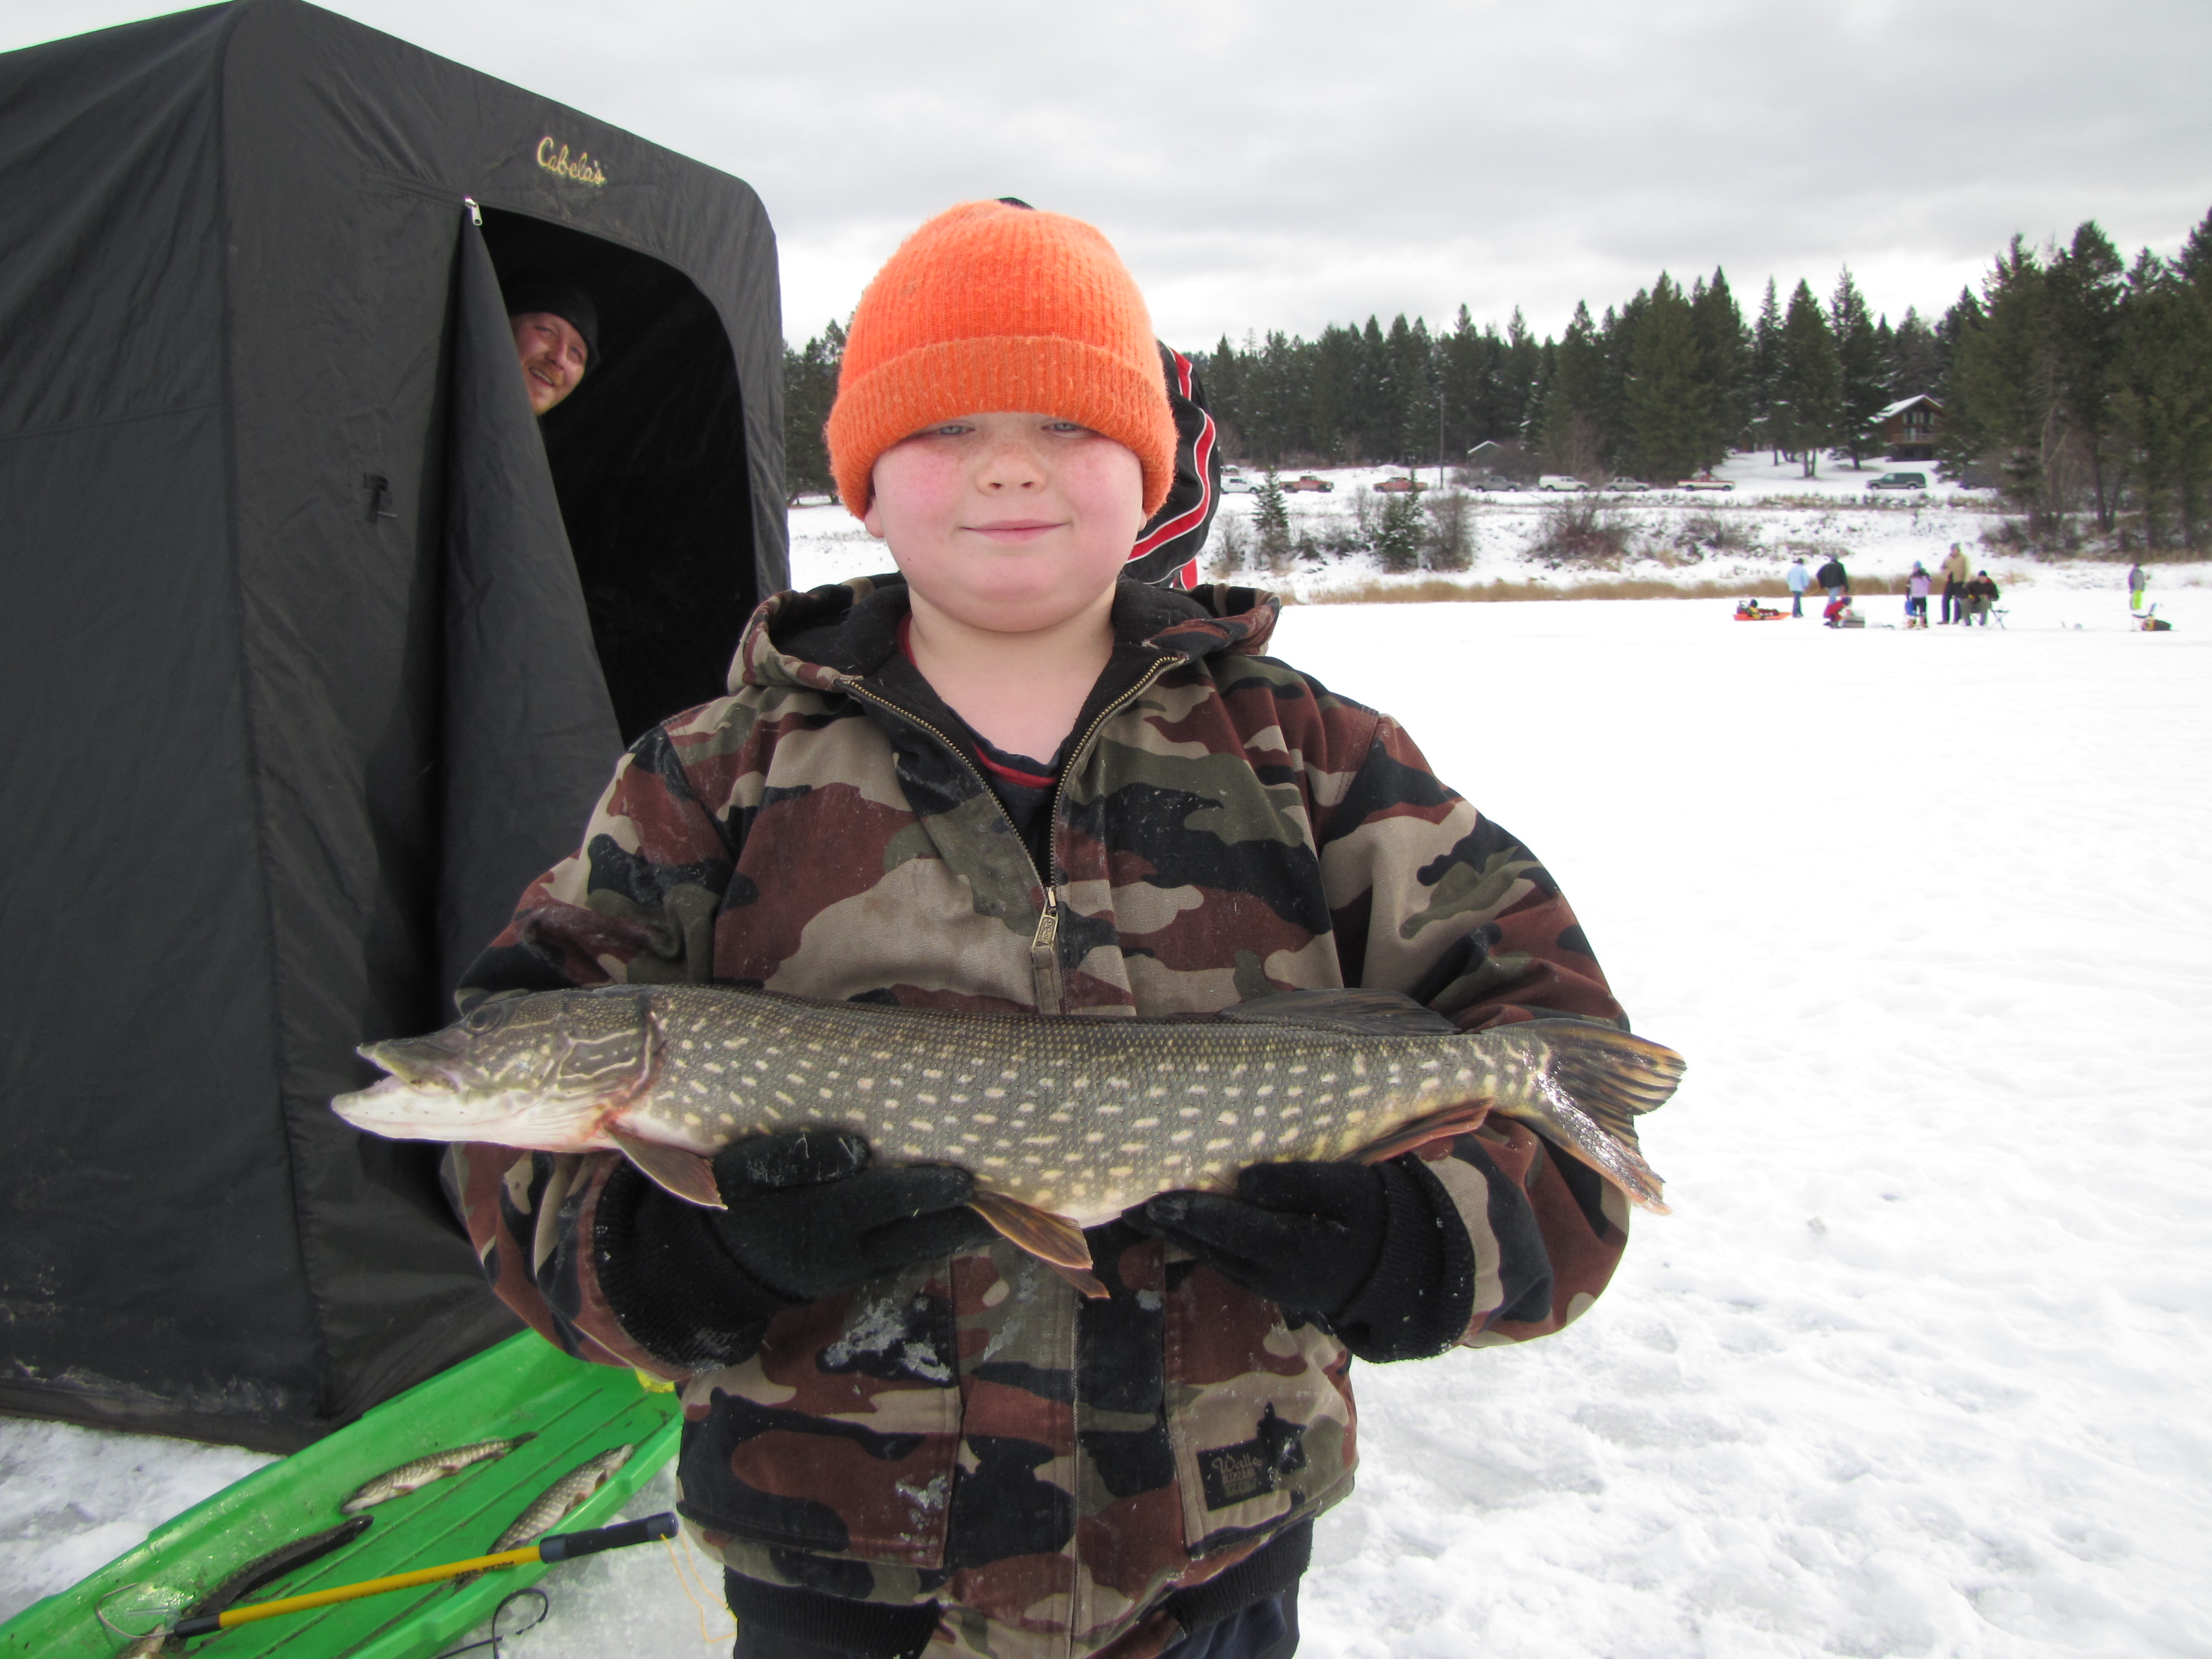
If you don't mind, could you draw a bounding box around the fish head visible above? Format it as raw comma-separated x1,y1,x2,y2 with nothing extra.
332,989,659,1148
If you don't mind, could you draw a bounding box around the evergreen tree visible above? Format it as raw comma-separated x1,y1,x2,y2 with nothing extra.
1399,316,1440,468
1542,302,1607,476
1504,308,1544,441
1374,485,1426,573
1206,335,1244,455
1689,267,1751,456
781,319,845,499
1624,274,1713,483
1944,238,2061,524
2112,246,2212,549
1355,316,1391,460
1253,468,1292,570
1830,267,1886,468
1886,307,1946,404
2047,222,2127,528
1774,280,1841,476
1313,323,1363,459
1750,278,1784,459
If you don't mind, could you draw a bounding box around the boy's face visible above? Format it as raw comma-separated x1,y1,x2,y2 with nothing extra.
863,412,1147,635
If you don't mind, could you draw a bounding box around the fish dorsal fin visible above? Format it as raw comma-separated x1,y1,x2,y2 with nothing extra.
968,1191,1107,1299
608,1127,725,1210
1216,987,1456,1037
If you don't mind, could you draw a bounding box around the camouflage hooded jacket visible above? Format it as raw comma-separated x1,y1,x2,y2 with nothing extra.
445,576,1632,1659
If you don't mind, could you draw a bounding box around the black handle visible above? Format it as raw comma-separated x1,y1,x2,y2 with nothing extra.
535,1512,679,1563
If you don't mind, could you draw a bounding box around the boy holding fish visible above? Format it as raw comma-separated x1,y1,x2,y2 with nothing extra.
438,202,1647,1659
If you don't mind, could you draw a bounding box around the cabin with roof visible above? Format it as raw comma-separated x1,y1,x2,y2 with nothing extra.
1872,394,1942,461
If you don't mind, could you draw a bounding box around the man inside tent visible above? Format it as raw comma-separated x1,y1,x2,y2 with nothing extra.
505,278,596,416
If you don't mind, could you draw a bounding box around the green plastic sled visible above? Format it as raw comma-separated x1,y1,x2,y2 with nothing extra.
0,1333,681,1658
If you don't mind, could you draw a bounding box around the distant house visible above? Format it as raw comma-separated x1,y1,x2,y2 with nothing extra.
1462,438,1538,484
1871,394,1942,461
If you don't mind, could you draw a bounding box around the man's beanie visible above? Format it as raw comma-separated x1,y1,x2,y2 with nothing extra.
504,277,600,369
826,201,1177,518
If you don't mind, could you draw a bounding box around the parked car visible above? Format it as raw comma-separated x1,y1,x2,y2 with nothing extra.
1284,474,1335,493
1679,473,1735,491
1867,471,1929,491
1601,478,1654,493
1221,475,1259,493
1536,474,1588,492
1374,476,1422,493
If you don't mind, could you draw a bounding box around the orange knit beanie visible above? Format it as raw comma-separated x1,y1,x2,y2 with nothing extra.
826,201,1177,519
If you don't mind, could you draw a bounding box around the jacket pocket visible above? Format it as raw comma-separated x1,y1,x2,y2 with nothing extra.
676,1269,962,1568
1160,1254,1359,1555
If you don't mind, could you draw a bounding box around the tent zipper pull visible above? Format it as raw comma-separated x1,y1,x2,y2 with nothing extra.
462,196,483,226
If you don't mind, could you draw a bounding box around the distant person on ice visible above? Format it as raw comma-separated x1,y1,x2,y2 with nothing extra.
1905,562,1932,628
1965,570,2000,626
1786,556,1810,617
2129,561,2148,613
1816,553,1848,602
1939,543,1971,624
442,200,1639,1659
504,277,597,416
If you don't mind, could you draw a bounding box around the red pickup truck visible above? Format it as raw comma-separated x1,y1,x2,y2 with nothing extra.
1282,474,1335,493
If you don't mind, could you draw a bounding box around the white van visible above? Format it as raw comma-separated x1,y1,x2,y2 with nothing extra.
1537,474,1588,493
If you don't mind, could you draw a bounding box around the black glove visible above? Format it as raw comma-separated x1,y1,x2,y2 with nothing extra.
1126,1157,1475,1364
597,1131,994,1368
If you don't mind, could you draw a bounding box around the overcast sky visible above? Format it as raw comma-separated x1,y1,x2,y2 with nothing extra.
9,0,2210,348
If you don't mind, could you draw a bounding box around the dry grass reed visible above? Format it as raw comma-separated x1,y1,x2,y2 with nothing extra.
1305,574,1906,606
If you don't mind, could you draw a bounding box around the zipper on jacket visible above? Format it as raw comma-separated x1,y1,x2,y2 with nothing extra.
838,658,1175,1015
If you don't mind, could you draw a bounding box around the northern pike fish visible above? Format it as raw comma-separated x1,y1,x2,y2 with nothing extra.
335,986,1682,1297
339,1435,534,1514
114,1516,373,1655
450,1445,634,1589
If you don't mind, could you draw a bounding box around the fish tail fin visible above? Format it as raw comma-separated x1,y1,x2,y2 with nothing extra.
1532,1023,1685,1141
1506,1022,1685,1213
968,1193,1107,1299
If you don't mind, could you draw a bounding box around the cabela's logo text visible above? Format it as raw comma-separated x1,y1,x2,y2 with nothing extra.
535,136,607,188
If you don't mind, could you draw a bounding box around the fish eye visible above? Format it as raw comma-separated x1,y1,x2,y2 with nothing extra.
462,1002,509,1034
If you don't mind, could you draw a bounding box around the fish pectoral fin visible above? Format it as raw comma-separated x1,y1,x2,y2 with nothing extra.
608,1128,725,1209
1215,987,1458,1036
968,1192,1108,1299
1350,1103,1494,1164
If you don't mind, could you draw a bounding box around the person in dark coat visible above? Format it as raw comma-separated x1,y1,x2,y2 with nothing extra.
1814,555,1847,602
1965,570,2001,626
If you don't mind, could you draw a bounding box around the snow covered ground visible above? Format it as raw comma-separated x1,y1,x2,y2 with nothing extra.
5,565,2208,1657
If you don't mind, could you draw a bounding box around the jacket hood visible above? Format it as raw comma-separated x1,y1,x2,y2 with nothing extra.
726,574,1284,695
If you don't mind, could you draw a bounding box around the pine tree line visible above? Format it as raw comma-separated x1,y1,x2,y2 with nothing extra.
1199,266,1949,485
782,205,2212,547
1940,219,2212,549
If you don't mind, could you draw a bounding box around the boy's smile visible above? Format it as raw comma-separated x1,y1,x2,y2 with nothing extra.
863,411,1147,638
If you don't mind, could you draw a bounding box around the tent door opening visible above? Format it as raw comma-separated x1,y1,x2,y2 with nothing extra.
482,207,756,743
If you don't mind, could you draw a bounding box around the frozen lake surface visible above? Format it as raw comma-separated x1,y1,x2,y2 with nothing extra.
5,581,2207,1658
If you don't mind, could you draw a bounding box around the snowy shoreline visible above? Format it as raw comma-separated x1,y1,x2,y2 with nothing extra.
789,451,2211,611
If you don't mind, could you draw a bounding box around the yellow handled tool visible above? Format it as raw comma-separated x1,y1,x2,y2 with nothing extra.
168,1513,678,1637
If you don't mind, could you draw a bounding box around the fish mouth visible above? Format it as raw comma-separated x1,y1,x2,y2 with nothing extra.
357,1034,470,1090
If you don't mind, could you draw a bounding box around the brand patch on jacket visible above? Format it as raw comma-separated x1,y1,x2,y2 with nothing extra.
1197,1404,1309,1511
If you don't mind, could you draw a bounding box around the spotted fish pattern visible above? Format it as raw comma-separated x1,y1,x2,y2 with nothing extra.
436,576,1643,1659
352,985,1673,1237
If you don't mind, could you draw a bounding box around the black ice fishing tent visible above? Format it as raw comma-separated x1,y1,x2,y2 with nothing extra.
0,0,786,1450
